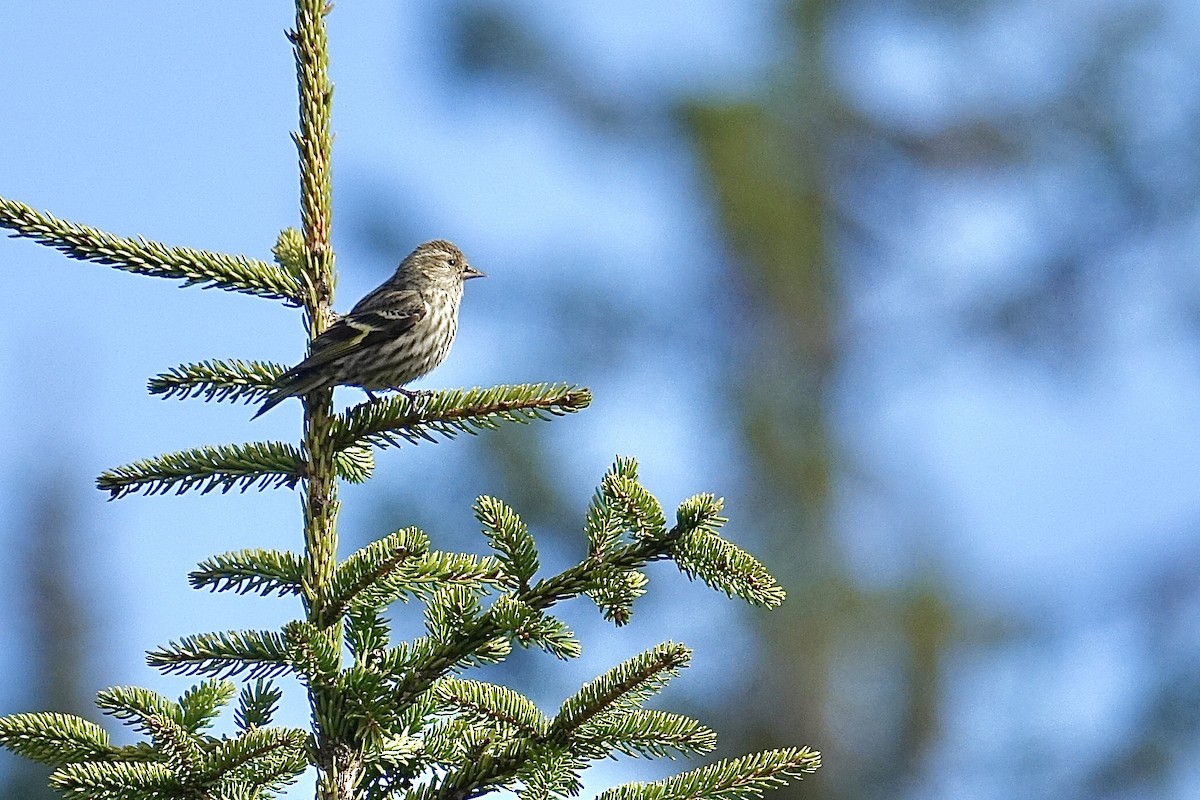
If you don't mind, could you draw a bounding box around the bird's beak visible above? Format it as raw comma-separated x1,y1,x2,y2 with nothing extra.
464,265,486,280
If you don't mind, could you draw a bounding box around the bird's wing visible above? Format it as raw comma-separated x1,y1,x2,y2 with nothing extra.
285,290,427,374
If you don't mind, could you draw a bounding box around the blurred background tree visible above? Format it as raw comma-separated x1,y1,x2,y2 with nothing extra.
344,1,1200,799
0,475,97,800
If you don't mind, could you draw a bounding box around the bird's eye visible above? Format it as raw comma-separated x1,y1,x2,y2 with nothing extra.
447,256,458,268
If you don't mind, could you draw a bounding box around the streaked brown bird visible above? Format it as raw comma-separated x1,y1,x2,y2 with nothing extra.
254,239,483,417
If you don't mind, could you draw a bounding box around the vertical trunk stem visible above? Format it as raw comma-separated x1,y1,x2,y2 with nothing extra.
292,2,355,798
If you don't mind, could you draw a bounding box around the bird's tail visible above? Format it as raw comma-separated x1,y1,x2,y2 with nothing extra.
252,371,328,419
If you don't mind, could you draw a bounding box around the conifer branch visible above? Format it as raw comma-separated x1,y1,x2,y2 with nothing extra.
410,740,531,800
92,691,208,780
178,680,237,733
345,604,392,664
594,748,822,800
147,714,205,776
490,597,581,660
391,528,684,710
330,384,592,453
586,568,649,627
200,727,309,789
549,643,690,738
0,713,114,766
390,460,785,713
94,686,186,736
49,760,177,800
669,529,785,608
518,748,587,800
475,496,539,588
97,441,305,498
235,680,284,731
189,549,306,597
97,441,372,498
424,585,486,645
283,620,342,688
148,359,286,404
42,728,308,800
147,630,293,678
0,196,304,304
327,527,429,618
433,679,549,738
327,528,506,624
584,477,627,557
337,443,376,483
414,647,711,800
603,474,667,539
573,709,717,760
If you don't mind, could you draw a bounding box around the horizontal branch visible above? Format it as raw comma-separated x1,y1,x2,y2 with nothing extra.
594,747,821,800
50,761,176,800
188,549,305,596
147,630,292,679
330,383,592,452
0,713,114,766
433,679,548,738
148,359,285,404
96,441,305,499
97,441,374,499
572,709,717,760
0,196,304,304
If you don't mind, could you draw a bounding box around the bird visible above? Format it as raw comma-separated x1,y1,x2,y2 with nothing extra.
254,239,484,418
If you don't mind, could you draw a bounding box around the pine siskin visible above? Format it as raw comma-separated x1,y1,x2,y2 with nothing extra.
254,239,484,417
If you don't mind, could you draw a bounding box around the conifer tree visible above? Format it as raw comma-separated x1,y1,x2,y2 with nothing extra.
0,4,820,800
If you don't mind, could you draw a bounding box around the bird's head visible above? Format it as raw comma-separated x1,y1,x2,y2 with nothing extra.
404,239,485,288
